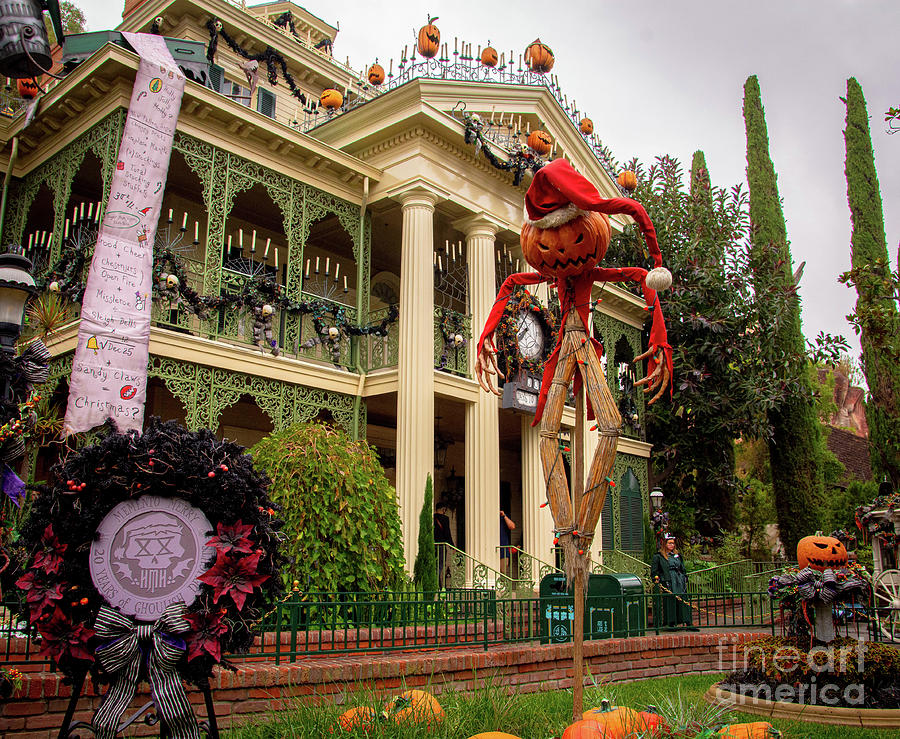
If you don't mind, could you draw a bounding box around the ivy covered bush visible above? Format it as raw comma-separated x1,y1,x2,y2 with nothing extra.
252,422,406,593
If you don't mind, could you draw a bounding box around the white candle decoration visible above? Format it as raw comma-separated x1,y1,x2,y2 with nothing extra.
274,248,279,271
194,221,199,242
264,238,271,258
168,208,173,222
315,256,320,273
325,257,330,275
343,275,348,291
182,212,188,229
305,259,310,277
64,220,69,238
251,230,256,252
239,229,243,248
334,262,340,281
87,203,93,221
80,202,85,221
437,255,442,272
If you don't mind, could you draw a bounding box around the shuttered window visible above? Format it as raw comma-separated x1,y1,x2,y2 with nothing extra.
600,493,614,550
617,467,644,553
257,88,276,119
208,63,224,92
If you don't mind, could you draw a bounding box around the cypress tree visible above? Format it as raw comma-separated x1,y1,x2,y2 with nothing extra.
743,76,823,555
413,474,437,592
843,77,900,487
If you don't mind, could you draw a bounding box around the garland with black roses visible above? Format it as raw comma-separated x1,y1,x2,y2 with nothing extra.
436,308,468,370
14,418,285,687
38,235,399,358
461,110,547,186
493,285,556,378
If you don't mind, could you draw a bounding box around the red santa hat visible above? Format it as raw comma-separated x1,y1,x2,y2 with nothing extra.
525,159,672,291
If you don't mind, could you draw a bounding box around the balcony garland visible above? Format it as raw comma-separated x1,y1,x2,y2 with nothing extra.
461,109,547,186
206,18,309,107
436,308,468,371
37,224,399,357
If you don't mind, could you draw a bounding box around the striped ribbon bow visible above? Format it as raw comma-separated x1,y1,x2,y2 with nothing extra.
92,603,200,739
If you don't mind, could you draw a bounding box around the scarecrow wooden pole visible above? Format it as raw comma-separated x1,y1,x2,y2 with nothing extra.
572,387,585,720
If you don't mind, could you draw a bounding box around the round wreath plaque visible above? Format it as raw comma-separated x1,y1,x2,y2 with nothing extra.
90,496,212,621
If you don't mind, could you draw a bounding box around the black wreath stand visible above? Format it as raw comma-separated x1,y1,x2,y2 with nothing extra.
57,670,220,739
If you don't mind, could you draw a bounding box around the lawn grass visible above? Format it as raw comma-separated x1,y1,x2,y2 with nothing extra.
223,672,897,738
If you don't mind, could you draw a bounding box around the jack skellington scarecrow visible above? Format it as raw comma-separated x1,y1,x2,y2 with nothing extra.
476,158,673,581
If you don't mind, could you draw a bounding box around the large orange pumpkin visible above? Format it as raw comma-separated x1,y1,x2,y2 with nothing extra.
467,734,522,739
561,719,603,739
527,129,553,155
337,706,376,731
797,533,848,571
525,38,555,73
367,63,385,85
579,117,594,135
717,722,782,738
383,689,444,726
580,706,644,738
319,88,344,110
417,16,441,58
481,46,498,67
17,77,40,100
617,170,638,191
637,710,668,736
521,211,611,279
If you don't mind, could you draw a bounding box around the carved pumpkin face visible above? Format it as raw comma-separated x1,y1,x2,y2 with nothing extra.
319,88,343,110
17,77,39,100
525,38,555,74
480,46,498,67
417,17,441,58
579,117,594,135
367,64,385,85
521,212,611,279
797,534,848,571
527,129,553,155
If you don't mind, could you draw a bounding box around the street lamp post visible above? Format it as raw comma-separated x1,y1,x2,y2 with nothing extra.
0,248,36,400
649,487,664,514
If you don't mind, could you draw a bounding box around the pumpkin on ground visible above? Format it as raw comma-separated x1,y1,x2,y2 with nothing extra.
467,734,522,739
561,719,603,739
527,129,553,155
417,16,441,58
521,211,611,279
367,63,385,85
383,689,444,726
797,533,848,571
617,170,638,191
716,722,782,738
637,710,668,736
337,706,377,732
524,38,555,73
319,88,344,110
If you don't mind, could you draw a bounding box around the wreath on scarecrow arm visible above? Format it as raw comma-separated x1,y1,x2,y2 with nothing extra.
492,285,557,379
15,418,285,689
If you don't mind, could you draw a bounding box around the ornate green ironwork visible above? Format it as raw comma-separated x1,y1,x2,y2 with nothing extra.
433,307,470,377
594,311,645,440
365,305,399,370
610,452,648,551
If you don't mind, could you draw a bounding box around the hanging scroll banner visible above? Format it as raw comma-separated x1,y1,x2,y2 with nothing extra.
64,34,185,435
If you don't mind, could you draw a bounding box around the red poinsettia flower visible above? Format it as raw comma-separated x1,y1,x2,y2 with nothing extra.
183,608,229,662
15,570,64,622
205,520,255,555
33,525,66,575
198,551,269,611
37,607,95,663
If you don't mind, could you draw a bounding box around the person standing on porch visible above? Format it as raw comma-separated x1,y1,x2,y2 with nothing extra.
500,509,516,576
434,502,453,588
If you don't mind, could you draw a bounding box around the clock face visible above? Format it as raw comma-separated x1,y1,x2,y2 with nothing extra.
515,310,545,361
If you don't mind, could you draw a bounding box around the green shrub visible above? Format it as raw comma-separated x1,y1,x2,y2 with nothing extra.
252,422,406,593
413,474,437,592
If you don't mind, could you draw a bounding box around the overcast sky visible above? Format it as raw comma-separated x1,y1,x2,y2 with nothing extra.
78,0,899,361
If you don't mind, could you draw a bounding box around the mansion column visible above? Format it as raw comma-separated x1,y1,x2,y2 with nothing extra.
396,187,439,572
459,214,501,577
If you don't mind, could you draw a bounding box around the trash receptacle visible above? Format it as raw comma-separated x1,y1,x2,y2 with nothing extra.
539,572,574,644
586,573,645,639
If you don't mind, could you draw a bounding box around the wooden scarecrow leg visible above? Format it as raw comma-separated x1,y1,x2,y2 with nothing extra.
539,328,580,532
575,337,622,540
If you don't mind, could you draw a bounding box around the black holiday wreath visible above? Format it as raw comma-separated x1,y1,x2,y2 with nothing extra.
15,418,284,686
493,285,557,378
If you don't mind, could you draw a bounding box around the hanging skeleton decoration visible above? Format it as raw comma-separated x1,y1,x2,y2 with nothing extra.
476,159,673,584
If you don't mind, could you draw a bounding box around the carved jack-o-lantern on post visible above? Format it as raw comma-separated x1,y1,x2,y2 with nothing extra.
476,159,673,719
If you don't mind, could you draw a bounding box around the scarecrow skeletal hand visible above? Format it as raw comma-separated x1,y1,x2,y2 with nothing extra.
633,346,670,406
475,338,504,397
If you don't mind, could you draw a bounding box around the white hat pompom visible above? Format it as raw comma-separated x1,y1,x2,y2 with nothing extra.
645,267,672,292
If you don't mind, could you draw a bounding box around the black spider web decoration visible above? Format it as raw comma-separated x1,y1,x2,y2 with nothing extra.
434,239,468,311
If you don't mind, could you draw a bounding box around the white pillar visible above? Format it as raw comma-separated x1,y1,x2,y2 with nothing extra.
460,214,501,575
396,187,439,572
522,416,556,565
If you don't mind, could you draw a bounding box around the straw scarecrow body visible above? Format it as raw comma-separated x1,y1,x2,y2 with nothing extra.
475,159,673,584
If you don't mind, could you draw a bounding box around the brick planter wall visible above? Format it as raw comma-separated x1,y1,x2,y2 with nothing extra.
0,632,760,738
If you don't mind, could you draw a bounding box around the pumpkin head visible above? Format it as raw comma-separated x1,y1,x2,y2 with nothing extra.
525,38,555,74
617,170,638,191
417,16,441,58
367,63,385,85
797,533,848,571
561,719,603,739
17,77,40,100
481,46,498,67
319,88,344,110
579,117,594,135
337,706,376,732
527,129,553,155
383,689,444,726
521,211,610,279
717,722,782,738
